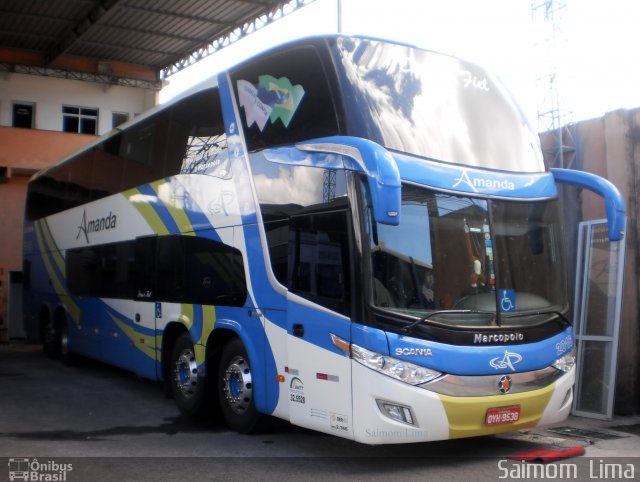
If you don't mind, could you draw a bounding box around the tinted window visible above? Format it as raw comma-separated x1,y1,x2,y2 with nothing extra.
250,153,352,315
67,242,135,299
67,236,247,307
27,88,227,220
183,237,247,306
366,183,567,327
289,209,351,315
231,45,342,152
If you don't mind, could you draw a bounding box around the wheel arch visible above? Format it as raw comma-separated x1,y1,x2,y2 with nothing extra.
207,319,270,415
38,305,52,343
161,321,190,383
162,317,272,415
53,305,68,329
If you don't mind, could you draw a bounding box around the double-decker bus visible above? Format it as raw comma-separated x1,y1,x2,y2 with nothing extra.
22,35,625,443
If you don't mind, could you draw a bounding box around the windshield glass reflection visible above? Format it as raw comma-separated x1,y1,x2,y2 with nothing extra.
335,37,544,173
368,184,567,327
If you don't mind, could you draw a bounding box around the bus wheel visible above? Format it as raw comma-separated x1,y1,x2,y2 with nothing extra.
58,319,75,366
218,338,263,433
170,333,206,416
42,317,59,359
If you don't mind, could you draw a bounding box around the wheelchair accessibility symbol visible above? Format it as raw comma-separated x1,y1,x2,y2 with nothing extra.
499,289,516,313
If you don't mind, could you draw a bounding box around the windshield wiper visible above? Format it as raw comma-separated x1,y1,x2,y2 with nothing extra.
500,309,570,325
402,309,496,334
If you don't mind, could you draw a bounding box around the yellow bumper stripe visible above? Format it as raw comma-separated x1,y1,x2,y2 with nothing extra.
439,383,555,439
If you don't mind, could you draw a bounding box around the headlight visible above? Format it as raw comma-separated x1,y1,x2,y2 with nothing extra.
351,344,441,385
552,349,576,373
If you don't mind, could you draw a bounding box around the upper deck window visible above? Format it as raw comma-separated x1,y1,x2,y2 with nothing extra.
27,88,227,220
231,45,342,152
333,37,544,173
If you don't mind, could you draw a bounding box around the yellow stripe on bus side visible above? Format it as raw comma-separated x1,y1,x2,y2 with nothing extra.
178,304,194,330
149,179,195,235
438,383,555,439
194,305,216,366
34,222,81,324
108,312,157,360
39,220,66,276
122,188,170,235
197,305,216,346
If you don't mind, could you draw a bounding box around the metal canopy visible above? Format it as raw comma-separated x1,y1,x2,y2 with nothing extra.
0,0,313,88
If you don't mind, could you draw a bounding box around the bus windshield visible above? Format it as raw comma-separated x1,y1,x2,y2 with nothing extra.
334,37,544,173
367,184,568,327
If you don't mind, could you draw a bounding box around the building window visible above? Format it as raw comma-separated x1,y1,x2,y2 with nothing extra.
62,106,98,134
13,103,34,128
112,112,129,128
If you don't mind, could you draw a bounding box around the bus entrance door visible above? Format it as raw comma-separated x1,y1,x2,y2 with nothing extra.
286,296,353,438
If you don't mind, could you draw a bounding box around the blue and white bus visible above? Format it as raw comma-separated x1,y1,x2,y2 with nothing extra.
23,35,625,443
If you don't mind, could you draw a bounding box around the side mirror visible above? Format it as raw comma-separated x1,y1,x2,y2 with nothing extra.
264,136,402,225
296,136,401,226
551,168,625,241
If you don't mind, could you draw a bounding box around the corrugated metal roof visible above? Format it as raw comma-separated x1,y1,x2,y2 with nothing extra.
0,0,309,83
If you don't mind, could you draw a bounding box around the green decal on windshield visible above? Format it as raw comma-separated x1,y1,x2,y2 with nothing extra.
238,75,305,131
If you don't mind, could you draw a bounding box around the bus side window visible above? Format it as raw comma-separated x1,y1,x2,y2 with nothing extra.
67,247,99,297
149,235,247,306
134,237,156,300
26,88,228,224
289,210,351,317
262,218,289,286
168,89,228,177
155,236,184,302
67,242,135,299
182,237,247,306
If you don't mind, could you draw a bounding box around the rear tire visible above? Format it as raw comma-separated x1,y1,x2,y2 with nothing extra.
170,333,207,416
58,319,76,366
218,338,264,434
42,316,59,360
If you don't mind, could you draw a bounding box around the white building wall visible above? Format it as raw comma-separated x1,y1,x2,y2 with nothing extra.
0,72,157,134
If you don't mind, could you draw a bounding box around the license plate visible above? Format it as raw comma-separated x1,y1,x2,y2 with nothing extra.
485,405,521,425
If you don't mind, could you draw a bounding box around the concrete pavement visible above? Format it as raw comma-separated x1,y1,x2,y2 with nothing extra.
1,342,638,481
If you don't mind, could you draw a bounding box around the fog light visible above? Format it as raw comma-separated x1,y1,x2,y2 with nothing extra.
376,399,416,426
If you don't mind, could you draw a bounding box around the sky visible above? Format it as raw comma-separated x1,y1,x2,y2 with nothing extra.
159,0,640,127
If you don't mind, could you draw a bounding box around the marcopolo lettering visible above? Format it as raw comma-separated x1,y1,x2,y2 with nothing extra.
474,333,524,344
76,209,117,244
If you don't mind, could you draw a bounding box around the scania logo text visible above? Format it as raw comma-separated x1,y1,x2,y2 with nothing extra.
490,351,523,371
395,347,433,357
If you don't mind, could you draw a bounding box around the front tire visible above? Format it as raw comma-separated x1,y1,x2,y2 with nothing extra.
170,333,206,416
218,338,263,433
